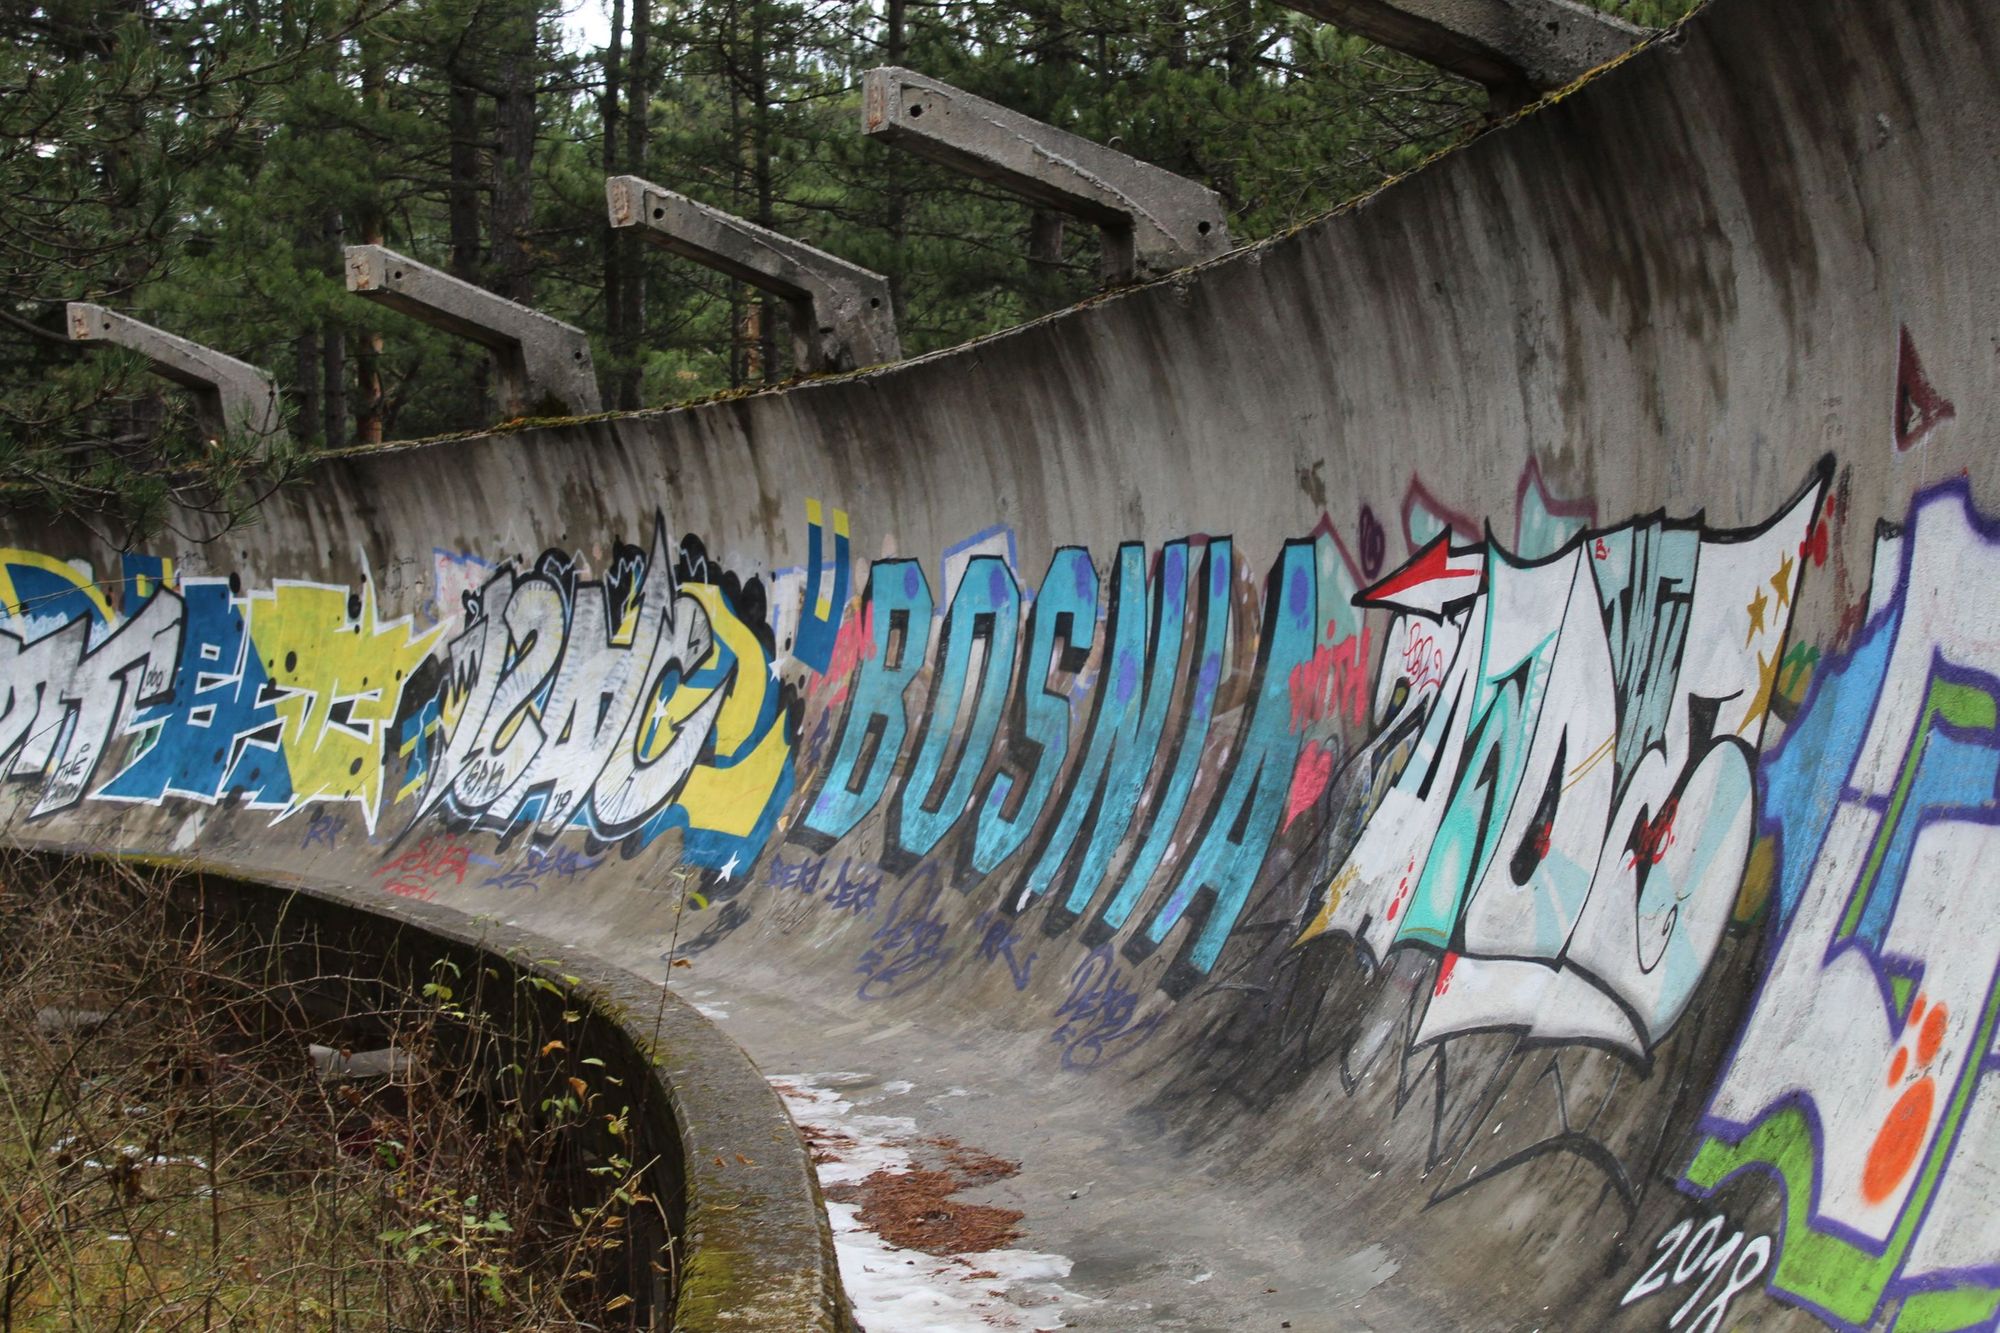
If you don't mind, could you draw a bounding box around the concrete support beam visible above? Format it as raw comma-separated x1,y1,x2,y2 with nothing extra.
607,176,901,373
343,246,602,418
1278,0,1643,108
861,67,1232,284
65,303,285,445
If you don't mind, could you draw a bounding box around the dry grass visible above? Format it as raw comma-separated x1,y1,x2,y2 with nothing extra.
0,855,667,1331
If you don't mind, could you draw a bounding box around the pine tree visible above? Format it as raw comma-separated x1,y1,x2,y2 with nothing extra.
0,0,1698,535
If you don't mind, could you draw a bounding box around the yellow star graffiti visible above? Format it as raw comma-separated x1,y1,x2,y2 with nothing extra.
1740,647,1780,734
1770,551,1796,611
1744,585,1769,645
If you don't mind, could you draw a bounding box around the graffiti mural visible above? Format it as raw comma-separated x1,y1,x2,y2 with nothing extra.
2,571,179,819
786,499,850,672
791,523,1372,991
0,459,1849,1080
99,578,437,832
399,518,721,839
393,516,794,872
15,432,2000,1333
1682,479,2000,1332
1107,462,1837,1246
248,581,439,831
97,579,292,812
1297,467,1827,1063
0,510,799,880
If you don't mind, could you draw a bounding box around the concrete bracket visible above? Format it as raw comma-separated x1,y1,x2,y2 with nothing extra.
607,176,901,373
1277,0,1645,107
860,67,1232,283
344,246,603,418
65,303,285,446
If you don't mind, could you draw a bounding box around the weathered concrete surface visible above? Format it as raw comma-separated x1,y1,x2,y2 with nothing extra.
344,245,603,417
65,302,285,444
1278,0,1644,107
862,66,1233,282
608,175,901,372
6,0,2000,1327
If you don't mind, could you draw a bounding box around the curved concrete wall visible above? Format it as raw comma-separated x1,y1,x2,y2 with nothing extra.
4,0,1998,1324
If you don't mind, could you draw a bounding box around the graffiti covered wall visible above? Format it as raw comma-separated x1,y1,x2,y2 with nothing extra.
4,0,1999,1326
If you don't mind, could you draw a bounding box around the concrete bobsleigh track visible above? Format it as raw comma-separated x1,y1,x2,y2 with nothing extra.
5,0,2000,1325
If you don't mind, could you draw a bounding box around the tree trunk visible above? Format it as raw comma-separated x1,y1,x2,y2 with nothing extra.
294,327,320,444
1028,209,1067,310
447,77,483,281
322,206,350,446
490,0,538,305
355,38,385,445
750,3,778,381
1025,3,1074,309
884,0,908,323
322,324,347,449
726,50,746,389
742,301,764,382
321,202,346,447
618,0,649,404
601,0,630,406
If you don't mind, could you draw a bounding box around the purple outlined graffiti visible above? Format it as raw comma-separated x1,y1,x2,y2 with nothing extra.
1682,478,2000,1331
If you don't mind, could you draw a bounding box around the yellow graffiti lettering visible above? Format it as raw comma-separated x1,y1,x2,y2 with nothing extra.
247,581,440,832
0,549,115,625
647,582,789,840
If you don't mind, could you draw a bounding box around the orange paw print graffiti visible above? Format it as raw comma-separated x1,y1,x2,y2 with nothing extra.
1862,993,1949,1205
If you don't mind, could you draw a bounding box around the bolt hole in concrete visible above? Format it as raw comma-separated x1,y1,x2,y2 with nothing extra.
909,103,924,117
654,207,664,219
393,270,403,280
1197,221,1211,234
870,298,882,308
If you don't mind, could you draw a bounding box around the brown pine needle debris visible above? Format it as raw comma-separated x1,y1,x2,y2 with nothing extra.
822,1135,1025,1256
